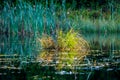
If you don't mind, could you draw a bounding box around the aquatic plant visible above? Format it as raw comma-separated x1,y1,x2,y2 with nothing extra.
38,29,89,52
57,29,89,51
37,29,89,69
1,0,120,36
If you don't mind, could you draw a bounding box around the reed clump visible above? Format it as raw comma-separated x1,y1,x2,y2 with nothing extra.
38,29,89,52
37,29,89,69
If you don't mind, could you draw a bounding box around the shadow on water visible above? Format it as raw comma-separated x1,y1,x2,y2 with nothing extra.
0,68,26,80
0,33,120,80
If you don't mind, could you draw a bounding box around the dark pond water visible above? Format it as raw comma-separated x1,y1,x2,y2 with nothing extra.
0,33,120,80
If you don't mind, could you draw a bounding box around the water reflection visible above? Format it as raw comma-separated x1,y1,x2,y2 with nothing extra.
36,51,88,70
23,51,91,80
83,33,120,51
1,33,120,55
0,34,41,56
0,33,120,80
22,50,120,80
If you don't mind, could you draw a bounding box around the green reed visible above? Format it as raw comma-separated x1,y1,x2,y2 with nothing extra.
1,0,120,35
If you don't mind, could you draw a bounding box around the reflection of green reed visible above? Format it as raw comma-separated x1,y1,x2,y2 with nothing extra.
0,34,40,55
37,50,88,70
83,33,120,50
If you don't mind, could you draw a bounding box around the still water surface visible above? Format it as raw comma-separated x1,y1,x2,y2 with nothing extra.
0,33,120,80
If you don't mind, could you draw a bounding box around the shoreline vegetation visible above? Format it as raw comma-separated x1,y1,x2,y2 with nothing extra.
0,0,120,36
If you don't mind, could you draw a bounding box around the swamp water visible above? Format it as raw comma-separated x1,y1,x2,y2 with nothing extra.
0,33,120,80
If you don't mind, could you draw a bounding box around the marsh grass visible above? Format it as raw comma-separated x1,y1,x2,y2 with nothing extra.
71,14,120,33
38,29,89,52
1,1,56,35
1,0,120,36
57,29,89,51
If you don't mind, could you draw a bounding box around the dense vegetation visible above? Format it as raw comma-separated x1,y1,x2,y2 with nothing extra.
0,0,120,54
0,0,120,35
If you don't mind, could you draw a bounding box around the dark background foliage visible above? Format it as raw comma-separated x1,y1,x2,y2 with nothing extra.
0,0,120,10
